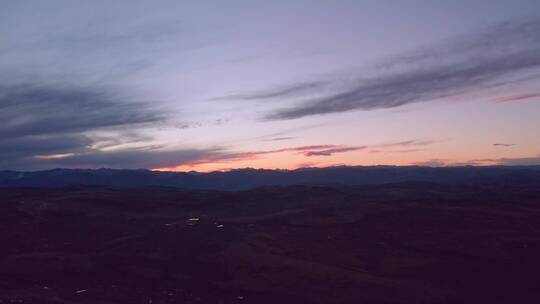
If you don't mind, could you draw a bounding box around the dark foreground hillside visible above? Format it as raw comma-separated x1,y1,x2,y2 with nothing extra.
1,182,540,303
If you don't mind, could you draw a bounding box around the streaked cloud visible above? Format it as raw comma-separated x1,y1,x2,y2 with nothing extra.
492,93,540,103
411,155,540,167
259,18,540,120
176,145,360,168
412,159,448,167
376,139,435,148
266,137,296,142
0,83,168,170
295,162,319,169
214,81,328,101
39,147,224,170
493,143,516,147
471,156,540,166
0,84,164,138
304,146,366,157
174,139,435,168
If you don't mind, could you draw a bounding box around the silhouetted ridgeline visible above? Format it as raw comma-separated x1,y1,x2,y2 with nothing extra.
0,166,539,190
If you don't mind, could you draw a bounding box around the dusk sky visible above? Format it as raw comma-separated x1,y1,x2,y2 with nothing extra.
2,0,540,171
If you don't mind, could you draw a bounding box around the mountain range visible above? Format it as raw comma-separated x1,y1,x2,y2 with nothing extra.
1,166,539,190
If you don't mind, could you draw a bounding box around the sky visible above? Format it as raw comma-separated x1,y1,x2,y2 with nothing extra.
1,0,540,171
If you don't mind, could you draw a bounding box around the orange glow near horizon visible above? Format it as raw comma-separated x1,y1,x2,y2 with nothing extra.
150,146,538,172
150,150,476,172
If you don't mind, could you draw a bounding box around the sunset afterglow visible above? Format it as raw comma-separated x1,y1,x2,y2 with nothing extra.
1,1,539,171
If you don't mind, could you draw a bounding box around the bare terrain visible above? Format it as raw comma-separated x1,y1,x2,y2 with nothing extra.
1,181,540,303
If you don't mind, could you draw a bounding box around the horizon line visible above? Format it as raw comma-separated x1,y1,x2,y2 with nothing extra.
2,164,539,174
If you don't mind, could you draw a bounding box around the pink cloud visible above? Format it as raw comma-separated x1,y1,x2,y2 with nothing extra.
492,93,540,104
304,146,366,157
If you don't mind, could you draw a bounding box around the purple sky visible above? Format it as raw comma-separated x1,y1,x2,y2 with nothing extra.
1,0,540,171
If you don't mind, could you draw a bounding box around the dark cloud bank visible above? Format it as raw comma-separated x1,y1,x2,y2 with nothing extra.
0,84,222,170
0,85,162,138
